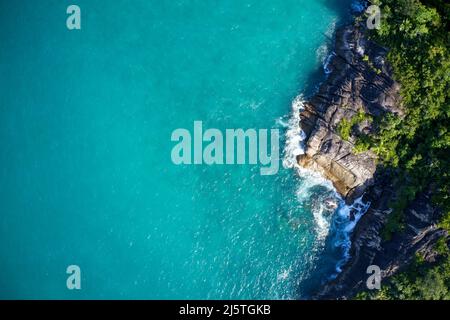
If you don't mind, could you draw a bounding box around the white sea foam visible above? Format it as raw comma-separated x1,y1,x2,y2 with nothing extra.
282,95,306,170
318,19,338,76
356,44,365,57
283,95,371,273
316,44,330,67
282,13,372,274
295,170,336,241
323,52,336,75
282,96,336,241
277,268,291,282
332,196,371,274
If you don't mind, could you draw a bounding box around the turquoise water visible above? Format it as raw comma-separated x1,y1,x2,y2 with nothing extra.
0,0,353,299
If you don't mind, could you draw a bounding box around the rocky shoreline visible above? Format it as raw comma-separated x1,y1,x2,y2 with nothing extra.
298,21,448,299
298,24,402,204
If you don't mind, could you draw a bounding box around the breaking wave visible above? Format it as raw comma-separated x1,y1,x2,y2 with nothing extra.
332,196,371,274
281,95,307,169
281,95,370,275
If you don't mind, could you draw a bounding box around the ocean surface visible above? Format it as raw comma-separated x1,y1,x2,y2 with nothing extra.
0,0,356,299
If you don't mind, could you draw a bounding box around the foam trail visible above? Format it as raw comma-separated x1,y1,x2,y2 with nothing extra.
282,95,307,170
282,95,371,272
332,196,371,275
282,96,338,241
280,0,372,278
323,52,336,75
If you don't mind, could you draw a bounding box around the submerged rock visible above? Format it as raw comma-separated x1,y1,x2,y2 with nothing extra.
324,197,339,211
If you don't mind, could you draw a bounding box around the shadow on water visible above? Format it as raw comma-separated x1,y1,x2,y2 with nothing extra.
319,0,355,17
290,0,359,299
297,227,348,299
300,0,354,97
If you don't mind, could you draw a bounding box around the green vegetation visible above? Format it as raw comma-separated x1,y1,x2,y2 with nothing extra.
354,0,450,299
354,134,372,154
337,111,373,141
356,236,450,300
358,0,449,234
362,54,382,74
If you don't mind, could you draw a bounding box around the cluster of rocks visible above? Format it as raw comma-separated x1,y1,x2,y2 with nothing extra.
298,25,402,203
297,23,448,299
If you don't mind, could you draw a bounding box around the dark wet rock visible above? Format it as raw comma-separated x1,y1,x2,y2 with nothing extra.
300,22,448,300
314,177,447,299
298,25,402,203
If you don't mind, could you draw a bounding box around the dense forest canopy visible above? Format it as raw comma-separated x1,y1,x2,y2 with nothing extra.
356,0,450,299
